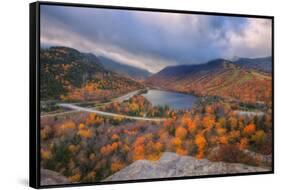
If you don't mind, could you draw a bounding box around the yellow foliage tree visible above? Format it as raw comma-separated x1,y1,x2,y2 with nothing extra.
41,149,52,160
77,129,92,139
251,130,266,145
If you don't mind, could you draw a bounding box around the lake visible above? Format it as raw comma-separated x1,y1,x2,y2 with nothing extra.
142,89,198,110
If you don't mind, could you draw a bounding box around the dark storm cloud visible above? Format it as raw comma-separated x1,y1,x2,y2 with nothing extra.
41,5,272,73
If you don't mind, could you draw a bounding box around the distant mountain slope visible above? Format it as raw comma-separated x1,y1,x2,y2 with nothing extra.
99,56,152,80
40,46,143,101
104,152,269,181
146,59,272,104
234,56,272,73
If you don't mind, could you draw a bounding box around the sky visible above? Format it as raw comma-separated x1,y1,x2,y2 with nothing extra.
41,5,272,73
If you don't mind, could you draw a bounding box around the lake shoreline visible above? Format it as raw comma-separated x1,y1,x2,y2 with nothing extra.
140,89,198,110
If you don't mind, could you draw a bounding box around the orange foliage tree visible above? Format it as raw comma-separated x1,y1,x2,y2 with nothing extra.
202,115,215,129
56,120,76,136
175,126,188,140
86,113,103,126
132,137,146,160
243,123,256,136
238,137,249,150
186,118,196,133
111,161,125,173
100,142,119,156
195,134,207,159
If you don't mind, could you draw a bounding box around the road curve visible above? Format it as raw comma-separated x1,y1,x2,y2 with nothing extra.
57,103,167,121
41,110,81,118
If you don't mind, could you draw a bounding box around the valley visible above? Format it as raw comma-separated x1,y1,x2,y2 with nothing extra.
40,46,272,184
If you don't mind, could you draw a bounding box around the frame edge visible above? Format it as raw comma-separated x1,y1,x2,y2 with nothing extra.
32,1,274,189
30,1,40,189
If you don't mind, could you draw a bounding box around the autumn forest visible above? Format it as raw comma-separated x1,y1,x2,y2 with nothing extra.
40,46,272,184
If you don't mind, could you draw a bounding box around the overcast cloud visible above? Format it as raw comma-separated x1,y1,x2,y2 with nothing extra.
41,5,272,73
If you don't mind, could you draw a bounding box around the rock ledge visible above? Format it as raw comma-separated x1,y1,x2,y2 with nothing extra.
41,169,70,186
104,152,269,181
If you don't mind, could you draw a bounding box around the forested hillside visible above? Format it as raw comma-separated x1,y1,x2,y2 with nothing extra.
146,59,272,104
40,47,143,102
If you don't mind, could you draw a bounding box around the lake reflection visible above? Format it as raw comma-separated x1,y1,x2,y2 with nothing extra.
142,89,197,110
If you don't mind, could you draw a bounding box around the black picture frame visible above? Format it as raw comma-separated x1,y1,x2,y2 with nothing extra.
30,1,274,189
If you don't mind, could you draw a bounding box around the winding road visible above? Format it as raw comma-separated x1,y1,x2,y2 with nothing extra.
57,103,167,121
41,88,167,121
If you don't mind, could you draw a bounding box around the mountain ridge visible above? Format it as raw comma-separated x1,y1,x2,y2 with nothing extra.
234,56,272,73
99,56,152,80
146,58,272,104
